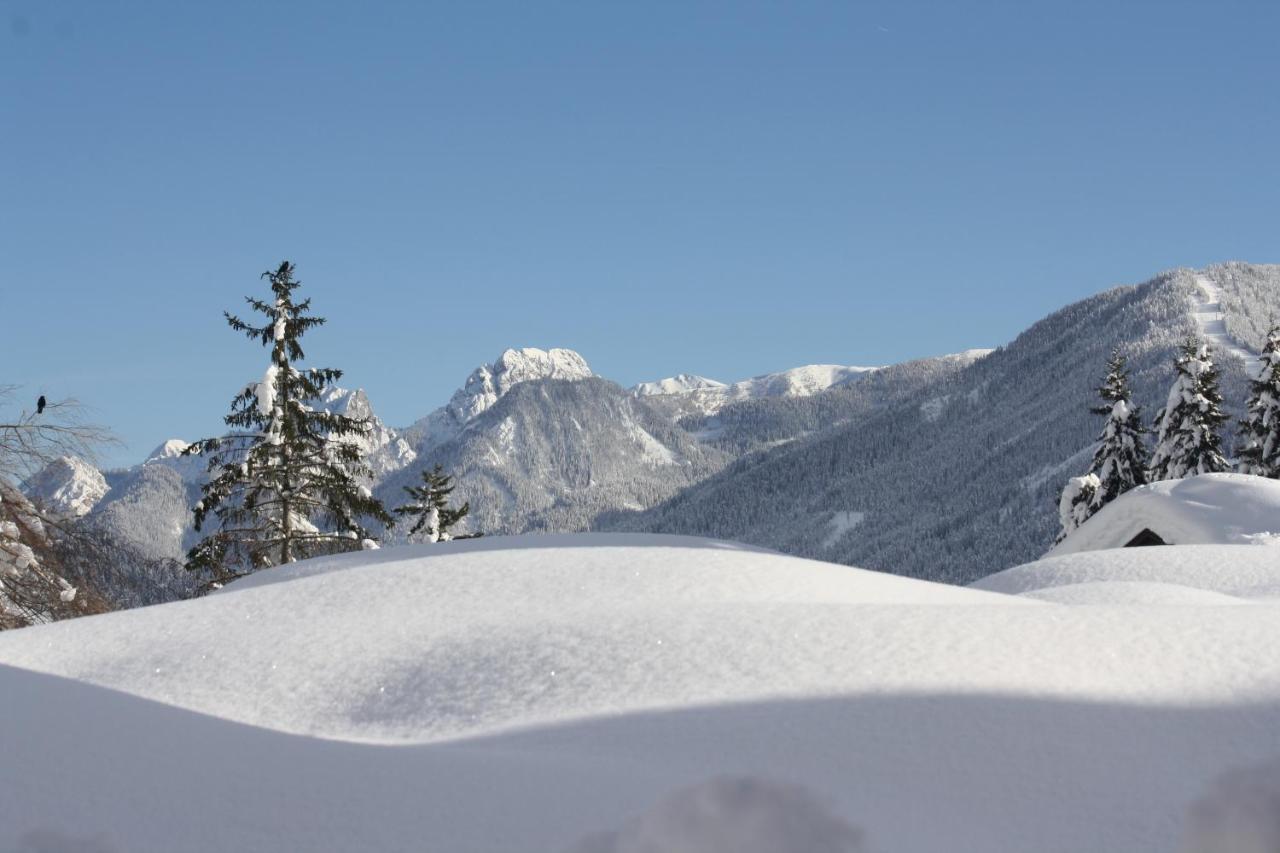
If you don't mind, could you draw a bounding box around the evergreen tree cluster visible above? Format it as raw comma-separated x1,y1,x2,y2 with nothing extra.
1058,326,1280,543
185,261,472,590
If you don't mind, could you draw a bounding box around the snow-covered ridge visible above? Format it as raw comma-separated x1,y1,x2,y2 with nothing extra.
635,350,993,414
19,456,108,518
632,374,727,396
1193,273,1262,377
937,348,995,364
632,363,883,414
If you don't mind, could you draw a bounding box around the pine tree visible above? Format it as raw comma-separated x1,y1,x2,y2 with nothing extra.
185,262,393,588
394,465,471,542
1088,348,1149,504
1148,337,1229,482
1054,350,1149,544
1237,325,1280,478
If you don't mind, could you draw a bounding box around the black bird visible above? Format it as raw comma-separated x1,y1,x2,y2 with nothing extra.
36,395,46,415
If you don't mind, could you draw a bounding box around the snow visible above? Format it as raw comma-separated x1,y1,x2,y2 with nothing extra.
1193,274,1262,378
822,510,865,549
449,347,594,423
919,394,949,422
4,534,1280,851
1048,473,1280,555
256,363,279,418
569,776,865,853
634,363,881,415
1181,757,1280,853
19,455,109,517
972,544,1280,600
632,374,728,396
1019,580,1251,606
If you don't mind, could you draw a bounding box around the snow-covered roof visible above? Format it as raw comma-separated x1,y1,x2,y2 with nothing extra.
1049,473,1280,555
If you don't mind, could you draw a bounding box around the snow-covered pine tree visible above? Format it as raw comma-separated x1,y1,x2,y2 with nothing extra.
1147,337,1229,482
394,464,471,542
1237,325,1280,477
1054,350,1149,544
185,261,393,588
1088,348,1148,504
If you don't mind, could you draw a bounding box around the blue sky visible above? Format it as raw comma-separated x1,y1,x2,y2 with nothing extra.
3,0,1278,466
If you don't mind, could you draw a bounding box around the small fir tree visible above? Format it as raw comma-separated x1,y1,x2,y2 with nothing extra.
1088,348,1149,504
185,262,392,588
395,465,470,542
1055,350,1149,544
1147,338,1229,482
1238,325,1280,478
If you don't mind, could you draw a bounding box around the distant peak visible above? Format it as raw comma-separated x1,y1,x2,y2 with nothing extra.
633,374,728,396
145,439,191,462
449,347,594,423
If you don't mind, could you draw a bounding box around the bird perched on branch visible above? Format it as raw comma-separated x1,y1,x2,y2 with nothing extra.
36,395,46,415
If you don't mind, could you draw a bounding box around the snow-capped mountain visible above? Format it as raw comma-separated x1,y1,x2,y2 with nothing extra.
37,257,1273,596
377,376,731,540
632,374,727,396
401,347,594,454
605,263,1280,584
21,455,109,518
380,347,980,541
316,387,417,479
633,363,885,415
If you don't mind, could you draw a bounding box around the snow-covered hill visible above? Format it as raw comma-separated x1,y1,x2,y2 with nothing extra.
2,535,1280,851
609,263,1280,583
632,362,886,415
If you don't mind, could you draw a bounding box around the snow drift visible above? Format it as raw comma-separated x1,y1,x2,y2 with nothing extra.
2,534,1280,852
1048,473,1280,555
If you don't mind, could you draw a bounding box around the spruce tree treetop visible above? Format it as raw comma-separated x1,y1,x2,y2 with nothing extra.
1148,337,1229,482
1238,324,1280,478
395,464,471,543
185,261,392,588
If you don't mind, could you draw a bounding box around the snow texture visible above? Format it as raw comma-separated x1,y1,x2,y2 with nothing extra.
3,535,1280,851
973,543,1280,599
1180,757,1280,853
568,776,865,853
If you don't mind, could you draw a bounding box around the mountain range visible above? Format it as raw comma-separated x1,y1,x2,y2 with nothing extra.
23,261,1280,599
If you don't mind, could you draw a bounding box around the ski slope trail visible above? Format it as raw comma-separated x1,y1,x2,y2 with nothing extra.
1193,273,1261,377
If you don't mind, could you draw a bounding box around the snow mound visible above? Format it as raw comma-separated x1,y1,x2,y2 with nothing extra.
973,544,1280,600
1050,473,1280,555
5,536,1280,851
0,534,1038,743
1021,580,1250,606
568,776,864,853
